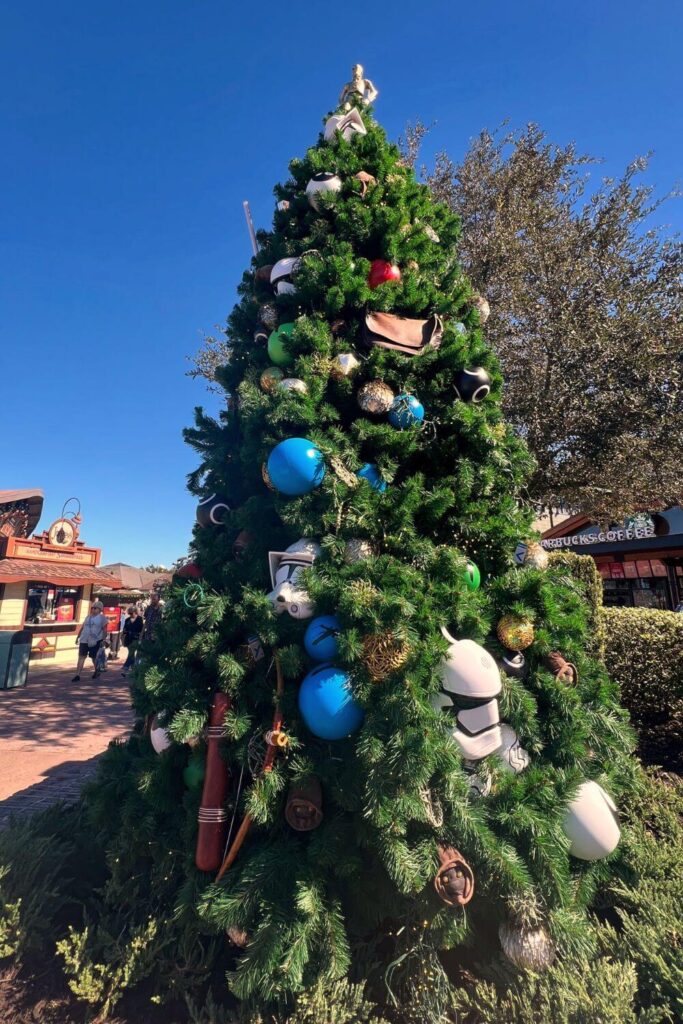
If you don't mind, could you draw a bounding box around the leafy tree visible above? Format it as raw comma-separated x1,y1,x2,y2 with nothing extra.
412,122,683,520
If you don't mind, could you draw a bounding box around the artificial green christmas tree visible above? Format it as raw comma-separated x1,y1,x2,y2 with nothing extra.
82,69,638,1016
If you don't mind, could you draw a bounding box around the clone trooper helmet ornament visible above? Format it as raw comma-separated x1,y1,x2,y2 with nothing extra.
324,108,367,142
267,538,320,619
270,256,301,296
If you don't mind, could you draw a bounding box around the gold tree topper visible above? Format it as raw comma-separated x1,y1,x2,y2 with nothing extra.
339,64,378,109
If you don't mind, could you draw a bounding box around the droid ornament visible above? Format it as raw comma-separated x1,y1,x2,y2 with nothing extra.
196,493,230,528
338,63,378,109
267,538,320,619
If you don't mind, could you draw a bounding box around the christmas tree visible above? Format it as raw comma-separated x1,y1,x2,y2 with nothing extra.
85,68,637,1014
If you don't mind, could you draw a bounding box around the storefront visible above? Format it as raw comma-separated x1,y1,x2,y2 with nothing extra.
541,508,683,610
0,492,122,662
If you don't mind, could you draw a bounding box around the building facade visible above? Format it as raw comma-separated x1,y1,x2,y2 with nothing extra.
0,491,122,663
541,507,683,610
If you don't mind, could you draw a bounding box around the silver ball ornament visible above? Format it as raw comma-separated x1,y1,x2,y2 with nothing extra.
259,303,278,329
343,538,375,564
521,541,549,570
331,352,361,378
357,380,395,415
499,922,555,971
278,377,308,395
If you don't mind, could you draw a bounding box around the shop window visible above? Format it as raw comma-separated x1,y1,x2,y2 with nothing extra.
24,583,82,625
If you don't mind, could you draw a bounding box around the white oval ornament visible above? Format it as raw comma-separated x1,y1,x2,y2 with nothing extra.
150,715,172,754
563,780,620,860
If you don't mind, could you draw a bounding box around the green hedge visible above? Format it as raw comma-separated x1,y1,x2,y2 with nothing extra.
601,606,683,770
548,551,605,657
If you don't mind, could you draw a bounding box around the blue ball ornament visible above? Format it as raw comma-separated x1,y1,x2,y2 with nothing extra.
388,393,425,430
298,664,364,740
356,463,387,492
266,438,326,496
304,615,342,662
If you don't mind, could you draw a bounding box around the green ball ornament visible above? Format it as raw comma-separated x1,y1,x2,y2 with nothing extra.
183,752,205,790
462,560,481,591
268,323,295,367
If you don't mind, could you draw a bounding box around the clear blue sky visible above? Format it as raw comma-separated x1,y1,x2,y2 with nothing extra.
1,1,680,566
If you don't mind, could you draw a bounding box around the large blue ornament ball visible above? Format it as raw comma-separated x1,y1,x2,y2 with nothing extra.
267,438,326,496
298,664,364,740
388,393,425,430
304,615,342,662
356,463,387,492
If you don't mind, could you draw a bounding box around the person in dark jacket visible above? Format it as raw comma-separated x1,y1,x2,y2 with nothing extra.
120,606,143,677
143,591,163,641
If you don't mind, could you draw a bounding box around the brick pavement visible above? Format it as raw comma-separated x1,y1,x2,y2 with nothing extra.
0,657,134,827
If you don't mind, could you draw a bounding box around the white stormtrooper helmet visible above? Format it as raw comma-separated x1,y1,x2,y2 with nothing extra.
494,723,531,774
324,108,367,143
270,256,301,296
267,538,320,620
562,780,620,861
432,687,502,760
438,628,502,699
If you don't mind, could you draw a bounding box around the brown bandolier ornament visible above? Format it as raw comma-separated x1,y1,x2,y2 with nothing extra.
285,777,324,831
434,845,475,907
544,651,578,685
361,311,443,357
195,692,231,872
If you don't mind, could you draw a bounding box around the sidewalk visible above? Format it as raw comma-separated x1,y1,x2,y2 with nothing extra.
0,659,134,827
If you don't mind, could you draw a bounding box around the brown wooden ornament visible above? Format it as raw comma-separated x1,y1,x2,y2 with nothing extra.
434,845,475,907
195,693,231,873
544,651,578,685
254,264,274,283
285,777,323,831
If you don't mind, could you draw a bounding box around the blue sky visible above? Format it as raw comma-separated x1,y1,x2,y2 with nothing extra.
1,1,680,566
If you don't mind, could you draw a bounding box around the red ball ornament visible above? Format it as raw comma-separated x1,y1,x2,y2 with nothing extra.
176,562,202,580
368,260,401,290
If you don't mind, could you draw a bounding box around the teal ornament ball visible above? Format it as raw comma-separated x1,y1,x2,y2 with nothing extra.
462,560,481,591
268,323,295,367
267,437,326,496
298,663,364,740
388,393,425,430
356,463,387,492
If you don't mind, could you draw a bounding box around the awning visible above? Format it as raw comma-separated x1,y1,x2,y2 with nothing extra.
0,558,123,588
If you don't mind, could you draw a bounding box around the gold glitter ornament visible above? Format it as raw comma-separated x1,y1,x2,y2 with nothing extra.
498,922,555,970
278,377,308,395
520,541,549,570
348,579,381,610
357,380,395,415
497,614,535,651
330,352,361,379
471,293,491,324
260,367,284,392
361,633,410,681
343,537,375,564
261,462,275,491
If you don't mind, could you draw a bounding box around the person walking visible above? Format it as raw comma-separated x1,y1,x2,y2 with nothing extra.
143,591,163,642
120,605,143,677
73,600,109,681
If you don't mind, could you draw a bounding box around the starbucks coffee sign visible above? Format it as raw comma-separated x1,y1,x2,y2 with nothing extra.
542,523,655,550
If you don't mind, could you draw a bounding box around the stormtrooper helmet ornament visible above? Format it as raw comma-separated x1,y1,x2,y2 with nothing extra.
267,538,321,619
270,256,301,296
324,108,367,143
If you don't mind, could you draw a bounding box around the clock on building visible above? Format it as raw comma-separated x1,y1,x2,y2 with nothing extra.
48,518,77,547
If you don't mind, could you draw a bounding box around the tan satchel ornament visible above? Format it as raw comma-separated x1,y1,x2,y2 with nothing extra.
362,311,443,357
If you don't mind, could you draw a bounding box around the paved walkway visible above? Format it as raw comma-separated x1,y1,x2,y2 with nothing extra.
0,659,134,827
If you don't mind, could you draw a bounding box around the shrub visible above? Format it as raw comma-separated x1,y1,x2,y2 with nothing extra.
601,607,683,770
548,551,605,657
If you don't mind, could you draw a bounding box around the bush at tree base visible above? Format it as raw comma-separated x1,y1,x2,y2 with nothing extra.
4,85,681,1021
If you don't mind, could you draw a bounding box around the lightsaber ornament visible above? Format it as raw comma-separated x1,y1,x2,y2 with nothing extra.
243,200,258,258
195,692,231,872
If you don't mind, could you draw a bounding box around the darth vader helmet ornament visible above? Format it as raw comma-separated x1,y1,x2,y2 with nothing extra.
267,538,320,619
